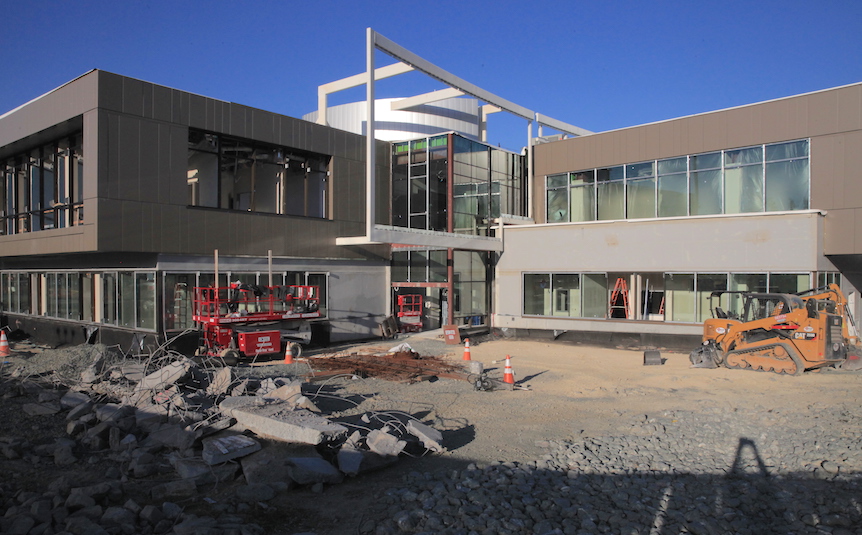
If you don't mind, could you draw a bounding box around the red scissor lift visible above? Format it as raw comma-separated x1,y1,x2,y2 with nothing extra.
397,294,423,333
193,283,320,361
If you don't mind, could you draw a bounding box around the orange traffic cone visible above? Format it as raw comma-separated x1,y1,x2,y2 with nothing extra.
283,343,293,364
462,338,471,361
502,355,515,384
0,331,9,358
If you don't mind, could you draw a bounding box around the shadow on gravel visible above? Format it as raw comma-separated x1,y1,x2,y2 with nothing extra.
378,442,861,534
440,424,476,451
516,370,548,383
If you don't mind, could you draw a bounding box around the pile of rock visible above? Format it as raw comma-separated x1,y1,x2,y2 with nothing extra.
0,476,264,535
370,406,862,534
1,346,446,535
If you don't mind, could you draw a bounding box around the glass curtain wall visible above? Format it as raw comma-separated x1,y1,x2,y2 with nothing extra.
453,137,492,236
188,130,329,218
657,157,688,217
626,162,656,219
548,140,810,223
453,251,487,323
523,271,818,323
724,147,763,213
392,136,448,231
2,134,84,235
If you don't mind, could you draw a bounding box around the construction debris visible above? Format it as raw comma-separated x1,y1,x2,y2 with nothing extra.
220,397,347,445
0,339,454,535
307,349,464,383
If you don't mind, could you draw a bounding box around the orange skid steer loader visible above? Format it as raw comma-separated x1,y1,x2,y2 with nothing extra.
690,284,862,375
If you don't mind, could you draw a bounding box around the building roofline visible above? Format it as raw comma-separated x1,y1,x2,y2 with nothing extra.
0,69,98,120
585,81,862,137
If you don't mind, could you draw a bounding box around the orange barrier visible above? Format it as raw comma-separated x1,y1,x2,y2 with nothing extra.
0,331,9,358
502,355,515,384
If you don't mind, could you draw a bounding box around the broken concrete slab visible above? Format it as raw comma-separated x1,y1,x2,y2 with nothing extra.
22,402,61,416
239,442,319,486
407,420,445,453
80,365,101,384
366,429,406,457
206,367,234,396
95,403,133,423
66,401,94,421
60,391,91,409
121,390,154,409
285,457,343,485
134,405,168,433
120,363,147,382
202,434,261,465
220,397,347,445
230,378,249,397
337,446,399,476
134,360,192,392
142,423,196,451
265,380,303,402
173,457,239,485
294,395,320,413
190,417,236,441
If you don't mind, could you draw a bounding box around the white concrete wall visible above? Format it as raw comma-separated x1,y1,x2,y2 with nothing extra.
494,211,824,334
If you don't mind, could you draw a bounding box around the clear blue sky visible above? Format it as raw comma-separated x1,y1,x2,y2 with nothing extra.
2,0,860,151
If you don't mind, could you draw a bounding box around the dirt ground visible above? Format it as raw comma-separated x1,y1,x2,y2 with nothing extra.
254,336,862,534
3,335,861,534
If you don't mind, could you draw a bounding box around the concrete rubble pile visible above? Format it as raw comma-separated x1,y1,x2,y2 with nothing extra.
0,345,446,535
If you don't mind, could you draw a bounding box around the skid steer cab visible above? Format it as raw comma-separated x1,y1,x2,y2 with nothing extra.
192,283,321,363
690,284,861,375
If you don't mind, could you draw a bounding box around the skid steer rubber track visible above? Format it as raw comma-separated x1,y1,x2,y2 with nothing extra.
724,342,804,375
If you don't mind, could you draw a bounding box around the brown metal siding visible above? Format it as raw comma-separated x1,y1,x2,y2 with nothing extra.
533,84,862,256
90,71,389,259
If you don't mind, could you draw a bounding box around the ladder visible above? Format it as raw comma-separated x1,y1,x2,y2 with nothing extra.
609,278,629,319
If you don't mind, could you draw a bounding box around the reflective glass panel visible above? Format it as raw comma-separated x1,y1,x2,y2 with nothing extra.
724,165,763,214
626,161,654,179
690,169,721,215
597,181,624,220
547,189,568,223
523,274,550,315
627,177,656,219
664,273,695,322
552,274,581,317
582,274,607,319
765,160,809,211
769,273,810,293
725,146,762,166
690,152,721,170
570,185,595,222
766,140,809,161
658,157,687,174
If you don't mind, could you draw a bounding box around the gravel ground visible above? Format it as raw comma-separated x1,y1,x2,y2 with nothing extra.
371,404,862,534
1,331,861,535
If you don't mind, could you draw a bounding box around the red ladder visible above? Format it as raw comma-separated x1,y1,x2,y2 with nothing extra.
609,278,630,319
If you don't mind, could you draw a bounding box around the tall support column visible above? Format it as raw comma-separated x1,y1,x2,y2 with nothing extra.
446,133,455,326
527,117,534,219
366,28,376,238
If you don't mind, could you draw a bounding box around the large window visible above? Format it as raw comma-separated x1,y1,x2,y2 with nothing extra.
523,273,606,319
596,166,624,220
393,134,525,235
523,271,819,323
546,140,810,223
2,134,84,235
626,162,656,219
188,130,329,218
